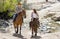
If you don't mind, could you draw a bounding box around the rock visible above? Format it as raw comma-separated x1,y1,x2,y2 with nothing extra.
44,13,56,18
0,20,9,28
51,16,60,21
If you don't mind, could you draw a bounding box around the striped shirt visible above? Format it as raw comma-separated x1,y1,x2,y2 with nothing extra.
15,6,22,13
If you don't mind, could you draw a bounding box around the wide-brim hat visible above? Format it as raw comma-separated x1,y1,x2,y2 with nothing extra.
18,2,22,5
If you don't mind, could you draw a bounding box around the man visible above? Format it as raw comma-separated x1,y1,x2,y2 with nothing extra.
13,2,23,22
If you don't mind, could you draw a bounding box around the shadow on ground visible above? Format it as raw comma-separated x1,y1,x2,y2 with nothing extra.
31,36,41,39
13,33,27,39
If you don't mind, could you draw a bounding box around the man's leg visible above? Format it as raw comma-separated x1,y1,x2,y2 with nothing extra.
13,13,18,22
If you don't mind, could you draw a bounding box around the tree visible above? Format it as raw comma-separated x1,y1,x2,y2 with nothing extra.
0,0,18,12
0,0,19,18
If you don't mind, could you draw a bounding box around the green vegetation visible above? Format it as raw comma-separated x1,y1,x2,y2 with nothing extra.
0,0,18,12
0,0,18,17
0,0,28,17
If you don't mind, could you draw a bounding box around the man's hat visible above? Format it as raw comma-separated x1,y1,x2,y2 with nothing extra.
18,2,22,5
